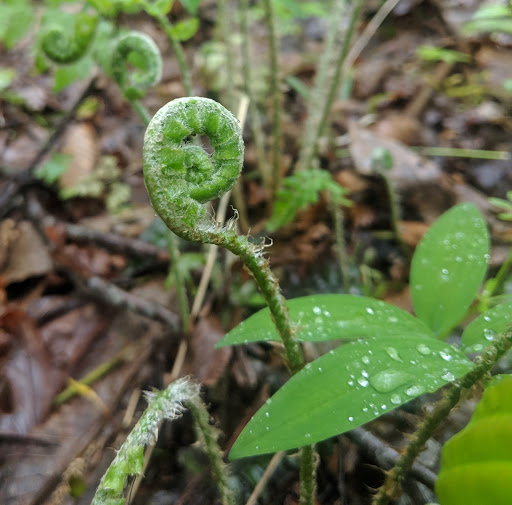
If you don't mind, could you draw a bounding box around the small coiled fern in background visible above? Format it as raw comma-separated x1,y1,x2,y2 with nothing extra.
109,31,162,101
41,12,98,64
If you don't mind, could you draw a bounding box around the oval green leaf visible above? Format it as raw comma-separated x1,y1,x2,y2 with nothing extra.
461,300,512,354
216,294,433,347
436,375,512,505
229,336,472,459
410,203,489,337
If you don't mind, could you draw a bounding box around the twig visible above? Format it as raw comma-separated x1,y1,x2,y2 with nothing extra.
345,427,437,489
245,451,286,505
342,0,402,73
191,96,249,319
78,275,179,331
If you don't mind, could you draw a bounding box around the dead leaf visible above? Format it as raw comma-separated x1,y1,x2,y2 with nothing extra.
182,314,232,387
0,307,64,434
0,221,53,284
59,122,99,190
348,122,442,189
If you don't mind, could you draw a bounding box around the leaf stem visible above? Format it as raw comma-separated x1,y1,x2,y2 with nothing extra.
372,325,512,505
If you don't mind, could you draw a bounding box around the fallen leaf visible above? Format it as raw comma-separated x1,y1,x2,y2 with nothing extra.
0,221,53,284
348,122,442,189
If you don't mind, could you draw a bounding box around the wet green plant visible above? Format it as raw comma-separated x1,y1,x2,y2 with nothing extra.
143,96,316,504
141,96,512,503
217,202,512,461
91,377,235,505
435,373,512,505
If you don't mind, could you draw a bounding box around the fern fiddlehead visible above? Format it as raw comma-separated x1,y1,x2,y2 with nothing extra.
42,12,98,64
143,97,244,240
110,31,163,101
143,97,303,370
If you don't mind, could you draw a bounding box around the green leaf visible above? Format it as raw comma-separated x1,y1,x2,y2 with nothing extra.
461,300,512,354
180,0,201,15
0,67,16,91
35,153,72,184
410,203,489,337
216,294,434,348
143,0,174,17
169,17,199,41
0,3,34,49
266,169,351,231
53,55,94,92
229,335,472,458
436,375,512,505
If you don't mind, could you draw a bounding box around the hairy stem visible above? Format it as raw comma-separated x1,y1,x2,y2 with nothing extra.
263,0,282,203
295,0,349,172
372,325,512,505
240,0,269,190
156,14,193,96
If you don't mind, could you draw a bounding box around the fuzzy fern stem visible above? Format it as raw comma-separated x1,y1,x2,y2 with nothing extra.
372,324,512,505
143,97,316,503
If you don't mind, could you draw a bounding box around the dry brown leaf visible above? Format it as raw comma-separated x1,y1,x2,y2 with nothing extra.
0,221,53,284
348,121,442,189
182,314,232,387
59,122,99,190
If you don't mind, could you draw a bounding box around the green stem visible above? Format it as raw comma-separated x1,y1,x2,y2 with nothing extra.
414,146,511,160
330,200,350,291
263,0,282,203
166,230,191,334
129,97,153,126
186,396,236,505
240,0,269,191
372,325,512,505
299,444,317,505
156,14,193,96
295,0,349,172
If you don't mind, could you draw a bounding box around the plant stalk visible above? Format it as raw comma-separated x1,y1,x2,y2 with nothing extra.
372,325,512,505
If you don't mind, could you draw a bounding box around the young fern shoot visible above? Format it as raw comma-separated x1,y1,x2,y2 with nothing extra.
143,97,317,504
41,12,98,64
143,97,303,371
110,31,163,102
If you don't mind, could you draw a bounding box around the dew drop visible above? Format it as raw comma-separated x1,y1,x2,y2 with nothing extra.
385,347,402,362
362,356,370,365
369,369,413,393
305,433,311,438
442,371,455,382
366,307,375,315
405,385,425,396
313,306,322,315
484,328,496,341
323,310,331,317
439,350,453,361
265,412,269,417
390,394,402,405
416,343,431,355
357,377,369,387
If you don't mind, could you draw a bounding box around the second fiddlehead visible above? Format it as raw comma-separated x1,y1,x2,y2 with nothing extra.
42,12,98,64
110,31,162,101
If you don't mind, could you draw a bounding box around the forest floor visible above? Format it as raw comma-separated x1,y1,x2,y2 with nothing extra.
1,1,511,505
